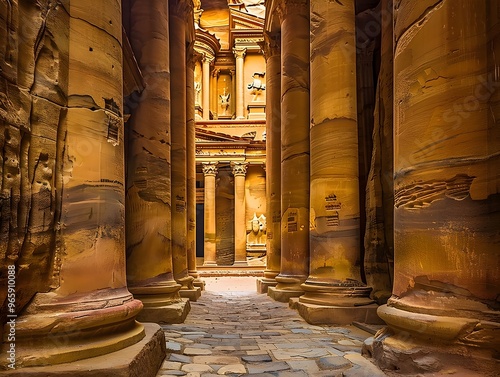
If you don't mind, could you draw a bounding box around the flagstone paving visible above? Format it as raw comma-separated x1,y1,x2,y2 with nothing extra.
155,286,388,377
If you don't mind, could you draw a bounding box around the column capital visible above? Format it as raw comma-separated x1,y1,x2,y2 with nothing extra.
276,0,309,22
202,162,218,176
233,46,247,60
202,53,215,65
231,161,248,176
262,32,281,61
212,68,221,78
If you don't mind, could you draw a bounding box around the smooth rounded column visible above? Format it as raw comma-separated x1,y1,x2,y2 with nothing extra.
233,47,246,119
232,162,248,266
126,0,188,323
202,162,218,266
297,0,376,325
268,0,310,302
187,47,203,289
169,0,197,300
0,1,147,369
374,1,500,374
202,54,213,120
211,68,220,118
257,32,281,293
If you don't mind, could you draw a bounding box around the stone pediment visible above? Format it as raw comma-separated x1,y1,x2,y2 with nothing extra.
229,9,264,52
230,8,264,30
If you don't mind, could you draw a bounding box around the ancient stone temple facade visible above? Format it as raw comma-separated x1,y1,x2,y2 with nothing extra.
193,0,268,266
1,0,499,376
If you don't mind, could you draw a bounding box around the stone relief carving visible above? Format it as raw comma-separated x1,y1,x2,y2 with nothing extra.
248,72,265,101
219,89,230,116
194,81,201,105
247,213,267,246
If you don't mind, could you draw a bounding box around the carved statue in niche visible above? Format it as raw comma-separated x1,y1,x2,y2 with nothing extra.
247,213,267,249
219,88,230,116
247,72,265,101
194,81,201,105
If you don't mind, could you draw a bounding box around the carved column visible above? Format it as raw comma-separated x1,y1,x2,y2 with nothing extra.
233,47,247,119
169,0,199,302
187,48,203,290
231,162,248,266
202,54,213,120
373,2,500,374
268,0,310,302
202,162,218,266
126,0,189,323
296,0,377,324
257,32,281,293
0,1,164,373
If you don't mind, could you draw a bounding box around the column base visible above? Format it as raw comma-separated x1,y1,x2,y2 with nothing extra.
188,270,199,279
135,298,190,324
256,278,277,294
299,282,375,307
193,279,206,290
1,323,166,376
179,287,202,302
0,289,145,368
267,286,304,302
293,300,382,325
129,282,190,324
366,327,499,375
203,261,218,267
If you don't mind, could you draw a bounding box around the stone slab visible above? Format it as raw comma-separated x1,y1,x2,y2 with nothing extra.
268,287,304,303
0,323,165,377
246,361,290,374
136,299,191,324
179,287,202,302
296,302,384,325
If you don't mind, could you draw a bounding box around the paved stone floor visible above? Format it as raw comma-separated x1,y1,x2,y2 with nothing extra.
156,277,388,377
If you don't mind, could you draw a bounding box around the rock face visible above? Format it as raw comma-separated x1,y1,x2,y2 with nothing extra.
363,0,394,304
0,0,147,369
375,0,500,374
